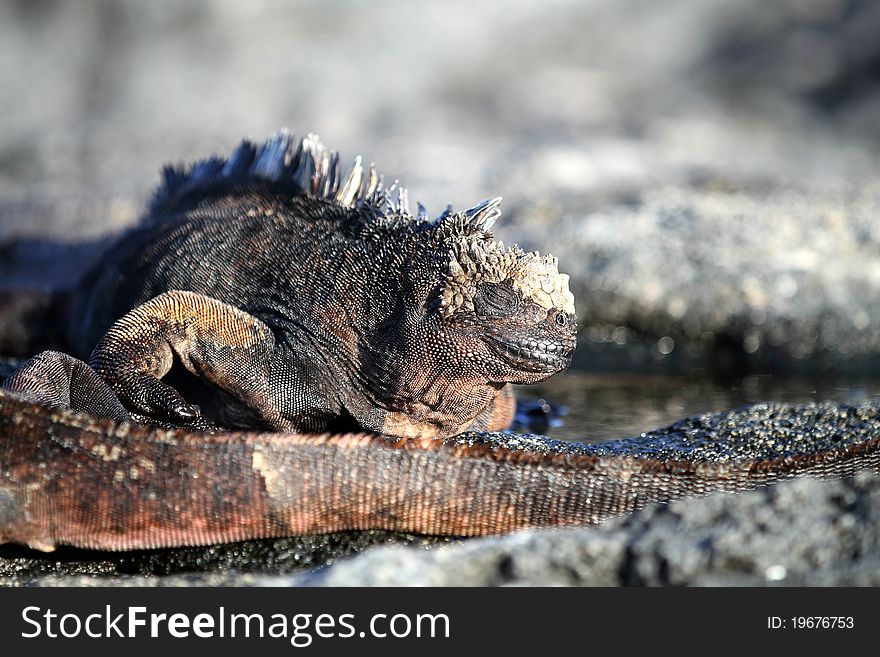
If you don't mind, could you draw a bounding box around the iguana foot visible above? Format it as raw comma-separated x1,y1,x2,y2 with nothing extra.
1,350,217,430
2,350,130,421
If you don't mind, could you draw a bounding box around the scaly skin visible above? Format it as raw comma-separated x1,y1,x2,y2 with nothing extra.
1,389,878,552
32,130,577,437
0,131,575,437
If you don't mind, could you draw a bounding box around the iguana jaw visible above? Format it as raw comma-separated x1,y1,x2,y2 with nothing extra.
483,328,575,374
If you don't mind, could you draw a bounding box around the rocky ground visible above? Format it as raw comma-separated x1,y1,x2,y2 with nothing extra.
1,0,879,585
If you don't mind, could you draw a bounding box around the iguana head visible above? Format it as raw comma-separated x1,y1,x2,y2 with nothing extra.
423,197,577,385
307,141,576,387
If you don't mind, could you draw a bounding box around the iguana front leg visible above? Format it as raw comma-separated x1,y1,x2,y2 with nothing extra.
90,290,285,429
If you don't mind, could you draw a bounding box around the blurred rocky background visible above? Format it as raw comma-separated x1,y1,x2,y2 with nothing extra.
2,0,880,374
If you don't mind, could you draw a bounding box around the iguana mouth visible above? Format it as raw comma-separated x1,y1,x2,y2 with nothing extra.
484,334,574,373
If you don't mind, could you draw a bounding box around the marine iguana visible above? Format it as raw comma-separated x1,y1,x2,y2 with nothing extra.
2,130,577,437
0,131,878,552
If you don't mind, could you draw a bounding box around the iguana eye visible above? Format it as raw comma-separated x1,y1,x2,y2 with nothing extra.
473,283,521,317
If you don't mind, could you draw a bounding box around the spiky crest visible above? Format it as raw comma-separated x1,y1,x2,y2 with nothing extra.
149,129,502,234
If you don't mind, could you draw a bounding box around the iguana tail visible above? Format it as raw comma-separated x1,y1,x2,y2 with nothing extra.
1,389,878,552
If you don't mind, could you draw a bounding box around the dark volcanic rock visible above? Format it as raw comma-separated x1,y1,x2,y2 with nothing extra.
0,532,450,587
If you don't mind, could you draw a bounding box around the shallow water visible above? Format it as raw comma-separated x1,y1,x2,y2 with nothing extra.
520,371,880,444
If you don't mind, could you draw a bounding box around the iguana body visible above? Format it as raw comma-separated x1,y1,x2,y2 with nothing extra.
4,131,576,437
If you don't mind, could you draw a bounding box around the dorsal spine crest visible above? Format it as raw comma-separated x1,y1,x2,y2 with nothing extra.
150,129,504,233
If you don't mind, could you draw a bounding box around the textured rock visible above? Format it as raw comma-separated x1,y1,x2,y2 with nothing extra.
509,183,880,374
